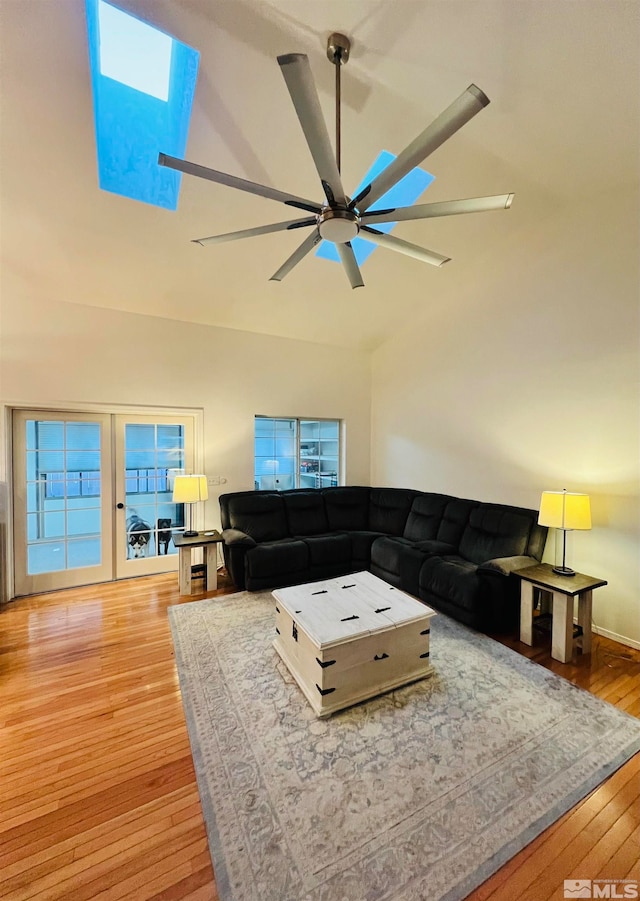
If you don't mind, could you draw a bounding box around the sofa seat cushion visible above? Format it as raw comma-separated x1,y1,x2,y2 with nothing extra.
245,539,308,580
412,539,458,556
419,556,480,612
370,536,429,596
459,506,531,565
300,533,351,566
371,536,418,569
371,537,457,574
344,530,386,564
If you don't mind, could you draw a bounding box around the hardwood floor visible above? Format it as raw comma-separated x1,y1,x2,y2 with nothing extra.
1,573,638,901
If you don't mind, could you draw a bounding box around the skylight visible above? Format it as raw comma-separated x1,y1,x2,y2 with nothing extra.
316,151,434,266
85,0,199,209
97,1,172,101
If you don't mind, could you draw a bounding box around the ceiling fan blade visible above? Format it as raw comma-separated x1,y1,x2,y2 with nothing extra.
354,85,490,213
193,218,316,246
361,226,450,267
270,230,322,282
158,153,321,213
277,54,346,206
361,193,514,226
337,243,364,289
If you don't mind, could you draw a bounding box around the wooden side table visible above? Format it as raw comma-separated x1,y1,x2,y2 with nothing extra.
515,563,607,663
172,531,224,596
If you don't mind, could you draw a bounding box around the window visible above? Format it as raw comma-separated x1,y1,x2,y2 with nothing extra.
254,418,341,491
85,0,199,209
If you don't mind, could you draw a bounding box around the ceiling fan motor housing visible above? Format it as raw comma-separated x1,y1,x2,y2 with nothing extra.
318,208,360,243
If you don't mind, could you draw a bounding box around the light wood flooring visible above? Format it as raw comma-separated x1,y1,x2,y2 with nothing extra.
1,572,638,901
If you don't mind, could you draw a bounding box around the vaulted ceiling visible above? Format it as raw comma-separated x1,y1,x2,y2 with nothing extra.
1,0,638,349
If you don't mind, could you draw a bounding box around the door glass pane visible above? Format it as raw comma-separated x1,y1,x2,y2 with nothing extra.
68,539,102,569
124,423,184,557
27,450,64,475
27,481,63,513
66,422,101,449
67,508,101,536
28,542,66,573
157,424,184,449
66,450,100,471
26,420,64,451
25,419,103,575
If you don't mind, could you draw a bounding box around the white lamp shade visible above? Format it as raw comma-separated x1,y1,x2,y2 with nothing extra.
172,474,209,504
538,491,591,531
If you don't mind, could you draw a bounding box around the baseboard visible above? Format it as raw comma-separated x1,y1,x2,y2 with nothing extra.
591,623,640,652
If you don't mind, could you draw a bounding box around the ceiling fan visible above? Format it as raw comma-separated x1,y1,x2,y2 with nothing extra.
158,33,513,289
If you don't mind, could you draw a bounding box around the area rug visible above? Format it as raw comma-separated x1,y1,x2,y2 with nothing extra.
168,591,640,901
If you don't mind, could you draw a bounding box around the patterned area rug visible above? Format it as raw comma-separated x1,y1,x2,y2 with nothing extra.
168,591,640,901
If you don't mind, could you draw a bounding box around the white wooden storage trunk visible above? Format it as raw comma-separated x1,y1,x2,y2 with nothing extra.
272,571,435,717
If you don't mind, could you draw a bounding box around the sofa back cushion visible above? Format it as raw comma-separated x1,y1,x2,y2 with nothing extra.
369,488,419,535
459,505,532,564
436,498,478,546
282,490,329,536
403,493,451,541
323,487,370,531
224,492,288,542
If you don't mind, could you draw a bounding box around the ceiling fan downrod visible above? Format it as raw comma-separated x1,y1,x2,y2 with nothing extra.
327,33,350,177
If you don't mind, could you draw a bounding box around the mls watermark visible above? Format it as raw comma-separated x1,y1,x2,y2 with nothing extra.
564,880,639,899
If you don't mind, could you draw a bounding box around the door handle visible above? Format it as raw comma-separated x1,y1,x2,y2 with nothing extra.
116,503,124,509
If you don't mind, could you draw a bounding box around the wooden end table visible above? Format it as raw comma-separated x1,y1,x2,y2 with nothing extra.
515,563,607,663
172,530,224,596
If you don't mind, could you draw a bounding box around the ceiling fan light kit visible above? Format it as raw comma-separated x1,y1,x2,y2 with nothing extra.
318,208,360,243
159,32,514,288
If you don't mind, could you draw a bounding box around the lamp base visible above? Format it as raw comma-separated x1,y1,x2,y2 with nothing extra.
552,565,576,577
183,530,199,538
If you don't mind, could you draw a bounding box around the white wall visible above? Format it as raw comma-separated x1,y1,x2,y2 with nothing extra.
0,290,371,538
371,185,640,648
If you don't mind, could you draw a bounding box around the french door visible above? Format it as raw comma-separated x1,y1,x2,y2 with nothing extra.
12,410,196,596
114,414,194,578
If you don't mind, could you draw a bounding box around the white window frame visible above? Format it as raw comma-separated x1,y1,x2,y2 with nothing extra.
254,416,342,491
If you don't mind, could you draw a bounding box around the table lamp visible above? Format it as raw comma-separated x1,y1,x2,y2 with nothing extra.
172,474,208,537
538,489,591,576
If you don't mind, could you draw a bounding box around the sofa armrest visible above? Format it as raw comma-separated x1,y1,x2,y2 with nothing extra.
222,528,257,548
477,555,539,577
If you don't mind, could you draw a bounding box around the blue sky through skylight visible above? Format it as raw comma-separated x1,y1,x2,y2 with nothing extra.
98,1,172,101
86,0,199,209
316,151,435,266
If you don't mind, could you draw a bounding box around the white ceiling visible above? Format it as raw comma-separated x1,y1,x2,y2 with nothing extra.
1,0,638,350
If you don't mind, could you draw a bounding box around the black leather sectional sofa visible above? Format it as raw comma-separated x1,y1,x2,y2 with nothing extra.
219,487,547,633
